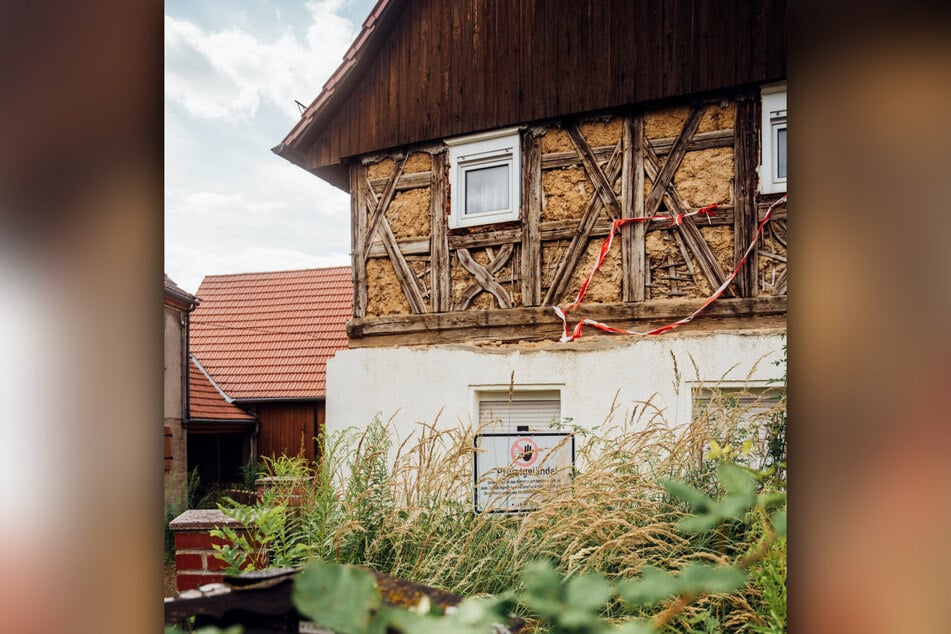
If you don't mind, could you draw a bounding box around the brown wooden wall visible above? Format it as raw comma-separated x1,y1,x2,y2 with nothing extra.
255,401,323,463
300,0,785,177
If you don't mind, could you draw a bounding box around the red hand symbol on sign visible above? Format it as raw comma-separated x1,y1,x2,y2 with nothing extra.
511,437,539,467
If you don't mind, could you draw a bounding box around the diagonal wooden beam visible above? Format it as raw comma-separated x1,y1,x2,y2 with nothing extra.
363,155,407,261
457,243,515,309
365,180,428,314
456,248,513,309
543,141,623,306
644,143,732,297
643,106,704,218
566,124,622,221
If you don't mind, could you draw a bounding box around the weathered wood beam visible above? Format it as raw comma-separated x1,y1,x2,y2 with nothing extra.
643,106,704,218
457,243,515,309
621,115,646,302
350,163,368,318
521,130,543,306
644,142,732,297
456,248,513,309
347,296,788,340
542,142,624,306
734,96,758,297
363,154,407,261
429,152,450,312
540,130,733,171
369,170,431,194
448,227,521,249
566,124,622,221
365,177,428,314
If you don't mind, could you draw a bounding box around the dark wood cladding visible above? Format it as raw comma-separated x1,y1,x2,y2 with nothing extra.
255,402,321,462
299,0,785,184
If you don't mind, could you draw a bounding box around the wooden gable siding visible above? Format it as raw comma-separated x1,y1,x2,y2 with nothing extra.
255,402,322,463
296,0,785,187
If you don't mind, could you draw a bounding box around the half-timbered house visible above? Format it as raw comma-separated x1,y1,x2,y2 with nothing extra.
274,0,787,442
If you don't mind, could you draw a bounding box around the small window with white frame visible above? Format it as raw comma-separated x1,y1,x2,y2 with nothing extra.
446,127,521,229
759,83,787,194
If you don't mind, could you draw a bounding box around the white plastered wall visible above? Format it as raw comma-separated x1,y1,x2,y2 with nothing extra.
326,330,786,454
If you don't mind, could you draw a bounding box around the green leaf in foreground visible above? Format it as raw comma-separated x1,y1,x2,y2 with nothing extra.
676,563,747,595
616,566,679,606
771,509,787,537
660,479,714,511
566,572,614,611
293,560,381,634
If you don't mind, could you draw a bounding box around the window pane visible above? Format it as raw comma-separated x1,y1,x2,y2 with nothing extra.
776,126,787,180
465,164,509,215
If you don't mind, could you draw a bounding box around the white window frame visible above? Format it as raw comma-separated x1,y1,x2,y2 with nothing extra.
759,83,787,194
446,127,521,229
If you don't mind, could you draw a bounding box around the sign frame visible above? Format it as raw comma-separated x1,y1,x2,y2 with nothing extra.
473,432,575,513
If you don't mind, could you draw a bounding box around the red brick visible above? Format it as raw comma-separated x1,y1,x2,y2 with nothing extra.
174,552,204,571
177,572,223,592
174,531,232,550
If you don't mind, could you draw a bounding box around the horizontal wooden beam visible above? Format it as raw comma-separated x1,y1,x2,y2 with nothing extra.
365,208,737,258
347,296,786,342
365,131,736,193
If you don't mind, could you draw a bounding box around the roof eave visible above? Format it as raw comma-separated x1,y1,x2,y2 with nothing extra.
274,0,408,188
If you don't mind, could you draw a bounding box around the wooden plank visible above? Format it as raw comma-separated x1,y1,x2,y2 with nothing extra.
521,129,543,306
363,154,407,261
457,243,515,309
733,95,758,297
350,163,368,319
543,142,624,306
367,238,430,258
448,227,521,249
456,248,513,309
429,151,451,312
369,171,431,193
348,296,788,340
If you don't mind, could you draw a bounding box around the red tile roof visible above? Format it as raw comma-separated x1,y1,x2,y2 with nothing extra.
188,357,257,421
190,267,352,400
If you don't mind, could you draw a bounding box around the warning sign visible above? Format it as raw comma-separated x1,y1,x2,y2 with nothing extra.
474,432,574,513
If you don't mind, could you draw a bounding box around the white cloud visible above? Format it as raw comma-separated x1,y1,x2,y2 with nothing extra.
165,1,356,121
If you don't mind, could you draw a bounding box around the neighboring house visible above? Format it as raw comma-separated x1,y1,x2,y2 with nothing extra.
187,355,258,488
189,267,353,472
274,1,787,442
164,274,198,506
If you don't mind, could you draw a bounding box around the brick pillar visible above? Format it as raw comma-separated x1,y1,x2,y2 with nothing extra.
169,509,250,592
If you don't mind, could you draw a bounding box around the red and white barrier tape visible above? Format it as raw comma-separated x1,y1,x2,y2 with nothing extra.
553,195,787,342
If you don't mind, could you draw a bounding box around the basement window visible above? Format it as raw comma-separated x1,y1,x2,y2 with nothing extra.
759,84,787,194
447,128,521,229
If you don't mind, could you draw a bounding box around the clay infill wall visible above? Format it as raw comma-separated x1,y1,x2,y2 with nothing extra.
357,97,783,319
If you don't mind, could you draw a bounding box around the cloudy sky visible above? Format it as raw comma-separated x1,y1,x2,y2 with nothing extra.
165,0,377,294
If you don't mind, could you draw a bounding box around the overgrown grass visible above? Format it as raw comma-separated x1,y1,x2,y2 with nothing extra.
214,384,785,632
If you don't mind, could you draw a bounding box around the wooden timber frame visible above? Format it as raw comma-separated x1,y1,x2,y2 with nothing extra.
348,91,787,346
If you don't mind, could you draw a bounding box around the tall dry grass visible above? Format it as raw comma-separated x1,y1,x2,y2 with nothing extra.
219,381,786,631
